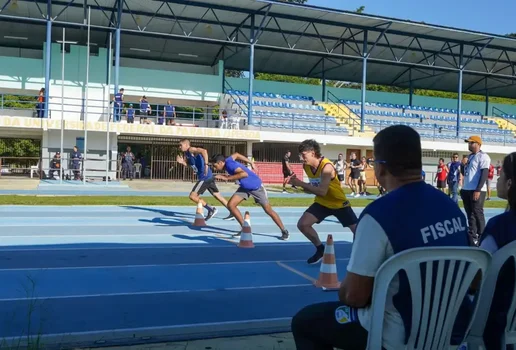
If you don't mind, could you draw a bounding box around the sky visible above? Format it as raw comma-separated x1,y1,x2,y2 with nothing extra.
308,0,515,36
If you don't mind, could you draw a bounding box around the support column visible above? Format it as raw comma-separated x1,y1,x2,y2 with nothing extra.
246,141,253,161
220,59,225,93
485,80,489,116
409,69,414,106
456,44,464,139
114,0,122,95
360,31,368,133
321,59,326,102
248,15,255,126
44,0,52,118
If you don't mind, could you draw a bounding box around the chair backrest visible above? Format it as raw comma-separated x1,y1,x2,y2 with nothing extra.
366,247,491,350
468,240,516,347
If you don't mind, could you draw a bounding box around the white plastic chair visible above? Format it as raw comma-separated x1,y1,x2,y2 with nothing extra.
229,115,241,129
367,247,491,350
30,161,39,178
466,240,516,350
134,163,142,178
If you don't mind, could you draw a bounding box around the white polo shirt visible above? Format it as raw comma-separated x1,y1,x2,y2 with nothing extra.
347,214,404,349
462,151,491,191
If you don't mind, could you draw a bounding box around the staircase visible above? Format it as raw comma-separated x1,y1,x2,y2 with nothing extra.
320,102,376,137
486,116,516,136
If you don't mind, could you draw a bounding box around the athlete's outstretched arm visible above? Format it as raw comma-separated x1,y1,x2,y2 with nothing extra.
289,163,333,197
230,152,255,169
215,167,248,182
188,146,210,175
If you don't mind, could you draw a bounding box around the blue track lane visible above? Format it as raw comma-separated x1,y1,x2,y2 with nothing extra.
0,205,505,348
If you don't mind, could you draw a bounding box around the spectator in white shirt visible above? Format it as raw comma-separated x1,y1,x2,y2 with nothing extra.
460,135,491,244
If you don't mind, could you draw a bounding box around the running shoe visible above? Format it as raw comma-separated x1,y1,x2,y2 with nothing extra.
307,245,325,264
205,207,218,221
222,214,235,220
280,229,290,241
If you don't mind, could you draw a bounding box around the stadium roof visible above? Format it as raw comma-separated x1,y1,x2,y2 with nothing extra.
1,0,516,98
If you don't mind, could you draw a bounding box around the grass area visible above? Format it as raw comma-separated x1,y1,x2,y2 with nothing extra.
0,195,508,208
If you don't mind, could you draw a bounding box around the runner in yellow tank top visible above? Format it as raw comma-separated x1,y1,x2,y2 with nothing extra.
289,139,358,264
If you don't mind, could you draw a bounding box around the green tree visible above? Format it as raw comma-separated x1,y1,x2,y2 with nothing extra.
225,70,244,78
255,72,321,85
2,95,36,109
355,6,365,13
0,139,40,158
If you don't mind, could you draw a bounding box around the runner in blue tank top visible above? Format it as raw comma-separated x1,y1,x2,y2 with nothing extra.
211,153,289,240
292,125,472,349
478,152,516,349
177,139,233,221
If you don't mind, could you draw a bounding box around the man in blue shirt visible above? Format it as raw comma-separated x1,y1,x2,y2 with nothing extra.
70,146,82,180
211,153,289,240
447,153,462,204
177,139,233,221
163,100,176,125
291,125,472,349
126,103,135,124
112,88,124,122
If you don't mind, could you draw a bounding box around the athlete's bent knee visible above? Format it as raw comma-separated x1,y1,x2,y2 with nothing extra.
297,219,312,232
227,201,238,212
189,193,199,202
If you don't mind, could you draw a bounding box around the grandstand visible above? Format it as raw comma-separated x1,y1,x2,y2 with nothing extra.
0,0,514,184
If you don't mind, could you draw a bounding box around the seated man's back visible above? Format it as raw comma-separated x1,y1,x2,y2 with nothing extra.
349,175,471,348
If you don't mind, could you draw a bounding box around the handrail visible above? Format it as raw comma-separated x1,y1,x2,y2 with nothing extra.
491,106,516,131
492,106,510,118
222,80,249,118
368,119,515,145
326,90,361,135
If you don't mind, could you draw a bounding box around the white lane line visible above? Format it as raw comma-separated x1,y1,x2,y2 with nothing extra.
0,241,352,252
0,258,351,272
0,283,312,302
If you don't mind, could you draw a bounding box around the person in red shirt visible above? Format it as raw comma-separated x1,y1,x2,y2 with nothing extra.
487,163,495,200
435,158,448,192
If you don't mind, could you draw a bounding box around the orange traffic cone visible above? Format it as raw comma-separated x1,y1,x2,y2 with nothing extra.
238,213,254,248
314,234,340,289
193,201,206,226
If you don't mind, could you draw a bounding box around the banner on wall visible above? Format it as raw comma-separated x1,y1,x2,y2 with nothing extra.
0,116,261,141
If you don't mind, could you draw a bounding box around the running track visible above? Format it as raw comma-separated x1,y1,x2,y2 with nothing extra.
0,205,505,349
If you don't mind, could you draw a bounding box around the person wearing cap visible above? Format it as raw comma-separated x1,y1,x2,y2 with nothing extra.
126,103,135,124
291,125,471,349
49,152,61,179
461,135,491,244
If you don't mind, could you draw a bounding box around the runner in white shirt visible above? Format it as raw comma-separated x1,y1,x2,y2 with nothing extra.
334,153,346,186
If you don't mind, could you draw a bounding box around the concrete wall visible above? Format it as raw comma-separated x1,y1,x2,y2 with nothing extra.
0,45,224,123
42,129,117,179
